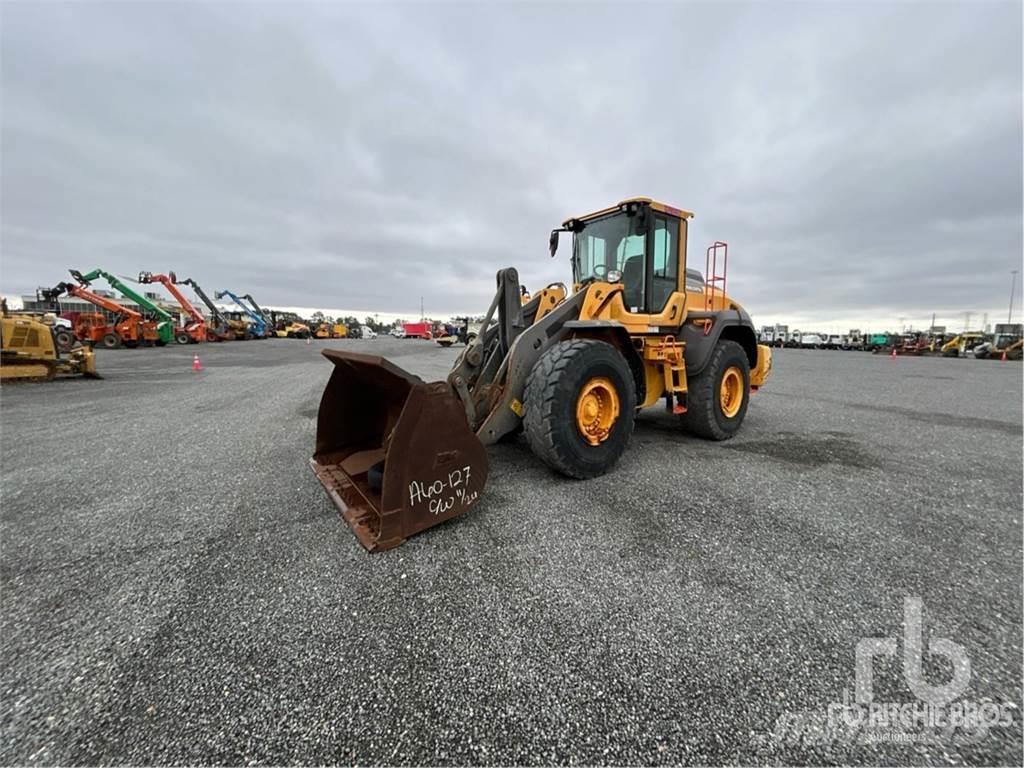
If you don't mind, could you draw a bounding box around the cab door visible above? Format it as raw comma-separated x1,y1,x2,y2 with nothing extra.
646,214,681,314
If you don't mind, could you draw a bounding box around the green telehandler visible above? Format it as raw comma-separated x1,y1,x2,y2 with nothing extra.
71,269,177,344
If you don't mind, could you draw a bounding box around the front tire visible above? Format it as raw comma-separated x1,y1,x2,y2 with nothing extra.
679,339,750,440
102,333,121,349
523,339,636,479
175,331,191,345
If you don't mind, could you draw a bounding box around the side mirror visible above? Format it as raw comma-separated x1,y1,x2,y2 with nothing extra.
549,230,559,258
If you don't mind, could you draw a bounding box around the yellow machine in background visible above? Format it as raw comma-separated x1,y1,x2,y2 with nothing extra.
276,322,312,339
314,323,348,339
1,301,100,382
974,324,1023,360
940,332,986,357
311,197,773,551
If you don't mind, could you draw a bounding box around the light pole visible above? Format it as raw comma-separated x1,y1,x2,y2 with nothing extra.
1010,270,1019,324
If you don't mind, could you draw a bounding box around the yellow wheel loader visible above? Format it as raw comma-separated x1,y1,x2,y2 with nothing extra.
974,324,1023,360
1,301,101,382
314,323,348,339
274,321,312,339
940,332,986,357
311,198,773,551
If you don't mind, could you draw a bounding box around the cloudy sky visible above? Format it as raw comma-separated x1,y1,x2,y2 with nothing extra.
2,1,1021,331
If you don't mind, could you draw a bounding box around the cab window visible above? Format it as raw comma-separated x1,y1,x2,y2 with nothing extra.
649,216,679,311
573,212,647,311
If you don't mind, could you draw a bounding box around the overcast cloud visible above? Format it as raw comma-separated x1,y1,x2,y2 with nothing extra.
1,1,1021,330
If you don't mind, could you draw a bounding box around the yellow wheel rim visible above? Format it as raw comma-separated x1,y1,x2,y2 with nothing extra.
719,366,744,418
575,377,620,446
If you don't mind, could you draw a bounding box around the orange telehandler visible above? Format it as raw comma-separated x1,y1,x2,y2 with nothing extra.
38,283,166,349
138,271,208,343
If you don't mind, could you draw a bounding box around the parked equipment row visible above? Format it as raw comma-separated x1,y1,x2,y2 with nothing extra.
35,269,300,350
758,325,1023,360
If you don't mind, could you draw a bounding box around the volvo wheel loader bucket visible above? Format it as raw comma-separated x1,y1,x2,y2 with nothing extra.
311,350,489,552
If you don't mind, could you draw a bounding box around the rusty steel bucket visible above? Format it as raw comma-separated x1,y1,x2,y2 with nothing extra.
310,350,489,552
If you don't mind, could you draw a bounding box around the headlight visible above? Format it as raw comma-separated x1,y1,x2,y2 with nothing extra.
607,269,622,283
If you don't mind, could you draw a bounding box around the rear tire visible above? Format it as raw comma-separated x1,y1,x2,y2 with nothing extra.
102,333,121,349
679,340,750,440
523,339,636,479
175,331,190,345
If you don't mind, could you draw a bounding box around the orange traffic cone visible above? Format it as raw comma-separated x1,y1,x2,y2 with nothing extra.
192,353,202,371
890,347,897,360
306,335,311,346
1001,350,1007,361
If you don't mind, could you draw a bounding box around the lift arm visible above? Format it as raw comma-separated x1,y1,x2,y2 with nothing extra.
41,282,144,320
138,271,206,327
73,269,174,323
178,278,226,326
178,277,234,340
241,294,274,327
215,289,268,335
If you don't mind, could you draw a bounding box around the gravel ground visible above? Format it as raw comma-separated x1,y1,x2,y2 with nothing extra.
1,338,1021,765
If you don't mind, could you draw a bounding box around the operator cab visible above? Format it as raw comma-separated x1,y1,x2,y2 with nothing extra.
555,198,693,315
993,323,1023,349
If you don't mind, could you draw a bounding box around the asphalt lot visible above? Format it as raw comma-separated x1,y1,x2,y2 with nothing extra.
1,338,1021,765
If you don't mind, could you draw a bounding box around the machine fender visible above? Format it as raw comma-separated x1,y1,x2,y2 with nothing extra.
560,320,646,405
680,310,759,378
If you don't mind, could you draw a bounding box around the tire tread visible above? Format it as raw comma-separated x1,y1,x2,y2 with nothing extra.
523,339,634,478
679,339,749,441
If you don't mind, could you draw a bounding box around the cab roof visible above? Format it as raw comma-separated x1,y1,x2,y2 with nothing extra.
562,197,695,228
